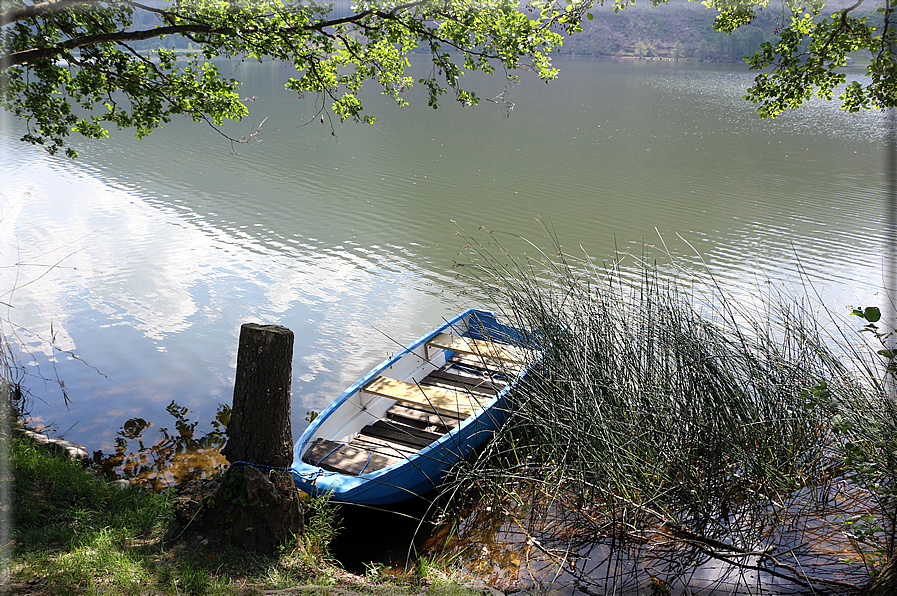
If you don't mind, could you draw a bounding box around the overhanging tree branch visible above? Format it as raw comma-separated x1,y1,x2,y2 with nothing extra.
7,0,887,159
2,25,225,68
1,0,437,70
0,0,91,27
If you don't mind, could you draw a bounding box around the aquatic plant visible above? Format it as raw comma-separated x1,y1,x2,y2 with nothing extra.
442,227,893,594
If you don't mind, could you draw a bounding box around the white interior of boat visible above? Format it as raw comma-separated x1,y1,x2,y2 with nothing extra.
300,318,472,459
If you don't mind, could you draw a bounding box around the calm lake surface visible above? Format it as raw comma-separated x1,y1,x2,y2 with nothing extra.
0,55,889,465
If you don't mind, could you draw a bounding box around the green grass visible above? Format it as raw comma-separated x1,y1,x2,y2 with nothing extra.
10,435,168,594
7,435,477,595
14,436,171,541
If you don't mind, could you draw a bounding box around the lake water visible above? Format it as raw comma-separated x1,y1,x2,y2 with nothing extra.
0,56,890,475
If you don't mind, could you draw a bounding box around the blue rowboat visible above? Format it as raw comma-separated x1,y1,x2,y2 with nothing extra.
291,308,537,505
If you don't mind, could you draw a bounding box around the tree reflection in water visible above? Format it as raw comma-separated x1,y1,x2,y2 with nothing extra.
92,401,230,491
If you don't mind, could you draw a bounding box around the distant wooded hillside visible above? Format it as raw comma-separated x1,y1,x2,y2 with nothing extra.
559,0,877,62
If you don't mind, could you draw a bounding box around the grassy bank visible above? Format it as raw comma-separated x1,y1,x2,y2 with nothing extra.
5,434,481,596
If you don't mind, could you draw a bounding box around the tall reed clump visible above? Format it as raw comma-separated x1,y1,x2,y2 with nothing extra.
443,229,894,592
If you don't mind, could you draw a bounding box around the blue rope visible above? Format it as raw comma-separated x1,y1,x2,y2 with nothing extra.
357,450,371,475
314,443,345,467
230,461,307,482
229,460,338,483
231,460,295,473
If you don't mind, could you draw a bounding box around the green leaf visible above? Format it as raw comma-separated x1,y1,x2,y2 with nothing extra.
864,307,882,323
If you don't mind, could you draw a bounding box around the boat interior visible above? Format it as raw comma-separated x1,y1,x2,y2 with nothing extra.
301,332,527,477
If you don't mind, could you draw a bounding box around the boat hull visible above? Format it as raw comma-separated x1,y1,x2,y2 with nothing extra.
290,308,533,505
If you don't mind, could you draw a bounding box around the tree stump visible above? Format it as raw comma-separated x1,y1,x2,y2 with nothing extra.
859,555,897,596
229,466,304,551
174,466,304,552
221,323,294,468
179,323,304,553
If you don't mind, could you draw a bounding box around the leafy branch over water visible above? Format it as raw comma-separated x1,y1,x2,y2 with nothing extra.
441,227,895,593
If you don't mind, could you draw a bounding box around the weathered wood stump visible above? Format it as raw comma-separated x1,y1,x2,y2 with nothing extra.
229,466,305,550
221,323,294,468
175,323,303,552
174,466,304,552
859,555,897,596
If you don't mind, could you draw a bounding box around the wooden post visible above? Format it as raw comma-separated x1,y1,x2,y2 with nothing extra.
221,323,294,468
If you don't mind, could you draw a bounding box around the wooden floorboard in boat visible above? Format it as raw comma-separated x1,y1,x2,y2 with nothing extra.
303,439,402,476
362,420,444,449
428,366,508,392
420,376,497,400
361,420,443,449
351,434,420,458
448,353,525,376
386,403,461,430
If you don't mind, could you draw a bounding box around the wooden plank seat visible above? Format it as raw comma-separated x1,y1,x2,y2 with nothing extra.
428,333,529,365
363,349,511,419
364,376,490,419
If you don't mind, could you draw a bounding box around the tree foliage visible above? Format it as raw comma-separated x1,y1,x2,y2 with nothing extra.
702,0,897,117
1,0,895,157
0,0,588,157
